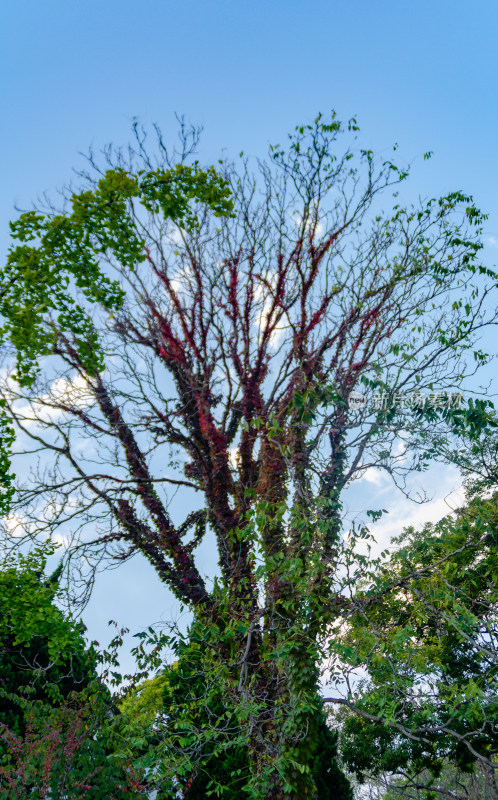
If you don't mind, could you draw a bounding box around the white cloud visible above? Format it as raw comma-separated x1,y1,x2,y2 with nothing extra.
168,226,184,246
485,235,498,248
15,373,94,425
74,438,98,458
169,263,193,295
2,511,29,537
367,478,465,556
359,467,386,486
228,446,240,469
53,533,71,550
43,496,80,522
49,374,94,406
253,279,288,349
292,211,325,238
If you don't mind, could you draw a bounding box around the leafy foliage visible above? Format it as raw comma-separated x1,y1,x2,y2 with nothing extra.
0,545,96,732
337,493,498,792
0,546,146,798
1,164,233,386
112,620,353,800
0,404,15,515
1,113,498,798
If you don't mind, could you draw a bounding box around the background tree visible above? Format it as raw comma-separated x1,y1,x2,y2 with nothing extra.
0,544,95,735
372,761,497,800
0,408,15,516
1,113,497,798
0,545,146,798
333,492,498,799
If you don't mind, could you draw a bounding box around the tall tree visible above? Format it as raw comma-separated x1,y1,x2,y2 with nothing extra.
1,114,497,798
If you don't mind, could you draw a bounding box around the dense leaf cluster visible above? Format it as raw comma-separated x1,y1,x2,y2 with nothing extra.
1,164,233,386
338,494,498,787
0,548,145,798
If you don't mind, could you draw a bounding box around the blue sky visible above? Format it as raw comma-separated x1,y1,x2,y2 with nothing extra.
2,0,498,671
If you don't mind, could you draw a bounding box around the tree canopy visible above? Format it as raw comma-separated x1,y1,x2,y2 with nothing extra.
1,113,497,799
0,545,95,731
0,545,146,798
334,491,498,797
